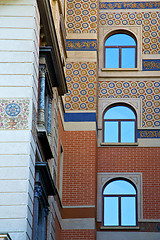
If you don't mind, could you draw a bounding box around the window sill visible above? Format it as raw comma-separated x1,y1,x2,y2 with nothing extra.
102,68,139,71
101,142,138,146
100,226,140,230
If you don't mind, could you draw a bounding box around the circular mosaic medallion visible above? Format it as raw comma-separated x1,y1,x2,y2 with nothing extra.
144,32,150,37
88,103,95,109
82,16,89,22
129,20,135,25
81,76,87,82
72,90,79,96
138,88,145,94
122,14,128,19
72,103,79,109
81,70,87,76
136,13,142,19
154,121,160,127
116,82,122,88
65,96,72,102
115,14,121,19
115,20,121,25
80,103,86,109
75,9,81,15
144,13,150,19
88,76,95,82
88,96,94,102
5,103,21,117
88,89,95,95
90,10,96,15
123,89,129,94
146,121,153,127
80,83,87,89
65,103,71,109
80,96,87,102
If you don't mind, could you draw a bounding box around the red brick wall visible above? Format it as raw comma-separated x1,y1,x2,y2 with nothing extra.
62,230,95,240
98,147,160,219
63,131,97,206
55,215,63,240
57,111,65,192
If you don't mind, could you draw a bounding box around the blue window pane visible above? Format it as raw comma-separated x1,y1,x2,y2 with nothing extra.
104,121,118,142
121,197,136,226
105,34,136,46
104,197,119,226
122,48,135,68
105,48,119,68
103,180,136,195
104,106,136,120
121,121,135,142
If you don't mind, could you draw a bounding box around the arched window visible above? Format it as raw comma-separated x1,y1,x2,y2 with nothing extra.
103,179,137,226
103,104,137,143
104,32,137,68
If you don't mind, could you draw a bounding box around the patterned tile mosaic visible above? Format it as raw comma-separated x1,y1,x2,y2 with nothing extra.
66,0,98,33
98,80,160,127
0,99,30,130
65,62,97,111
99,11,160,54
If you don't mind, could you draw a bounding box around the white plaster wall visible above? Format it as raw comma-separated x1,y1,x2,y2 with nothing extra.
0,0,40,239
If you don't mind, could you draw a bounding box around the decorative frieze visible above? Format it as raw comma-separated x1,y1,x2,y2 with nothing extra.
66,39,97,51
143,60,160,71
137,130,160,138
99,1,160,10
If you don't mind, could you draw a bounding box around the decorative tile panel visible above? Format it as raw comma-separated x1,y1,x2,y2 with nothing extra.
99,11,160,54
0,99,30,130
65,62,97,111
99,1,160,10
66,39,97,51
66,0,98,33
143,59,160,71
99,80,160,127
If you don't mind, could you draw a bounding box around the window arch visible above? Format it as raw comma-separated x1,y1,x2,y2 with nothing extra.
104,31,137,68
103,103,137,143
102,178,137,226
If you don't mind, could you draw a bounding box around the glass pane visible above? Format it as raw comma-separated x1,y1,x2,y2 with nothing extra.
104,106,136,120
105,34,136,46
103,180,136,195
105,48,119,68
121,121,135,142
121,48,135,68
104,121,118,143
104,197,119,226
121,197,136,226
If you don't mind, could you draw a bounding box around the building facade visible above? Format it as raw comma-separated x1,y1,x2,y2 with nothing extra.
0,0,160,240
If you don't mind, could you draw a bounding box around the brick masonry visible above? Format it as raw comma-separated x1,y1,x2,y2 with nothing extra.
62,230,95,240
63,131,97,206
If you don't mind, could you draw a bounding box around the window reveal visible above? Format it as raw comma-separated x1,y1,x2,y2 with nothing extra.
104,33,137,68
103,179,137,227
103,104,137,143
